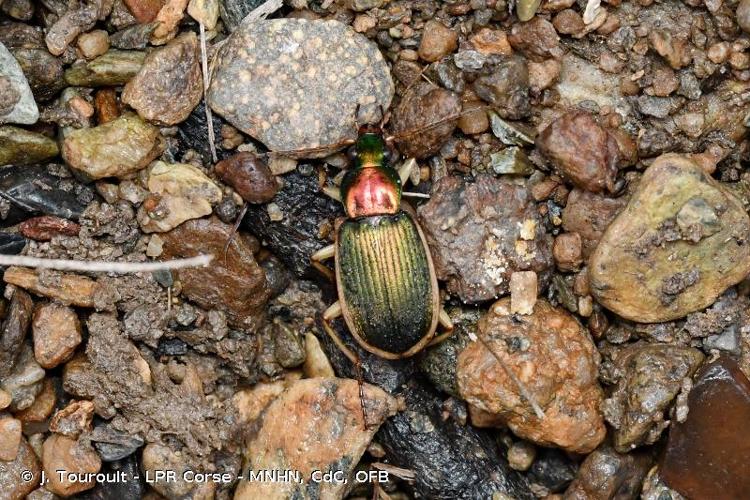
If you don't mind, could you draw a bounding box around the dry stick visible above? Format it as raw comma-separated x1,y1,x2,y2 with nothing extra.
240,0,284,25
0,254,213,273
199,22,218,163
472,333,546,420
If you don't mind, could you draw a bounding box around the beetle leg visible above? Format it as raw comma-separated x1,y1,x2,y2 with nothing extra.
427,308,455,347
321,302,371,429
322,185,342,202
398,158,417,186
311,244,335,262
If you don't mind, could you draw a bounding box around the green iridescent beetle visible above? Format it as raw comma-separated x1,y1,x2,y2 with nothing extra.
311,126,455,369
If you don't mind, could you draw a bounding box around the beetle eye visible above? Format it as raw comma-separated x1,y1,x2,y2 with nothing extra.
347,146,357,161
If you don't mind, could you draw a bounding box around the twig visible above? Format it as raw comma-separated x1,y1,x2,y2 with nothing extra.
240,0,283,26
0,254,213,273
402,191,430,199
471,332,546,420
199,22,218,163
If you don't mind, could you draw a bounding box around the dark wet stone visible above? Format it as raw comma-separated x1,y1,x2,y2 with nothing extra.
0,165,90,226
176,100,233,163
11,48,65,102
565,444,652,500
156,338,189,357
242,168,343,277
473,57,530,120
661,356,750,500
259,254,292,299
219,0,266,32
110,22,158,50
528,448,578,493
90,423,145,462
76,454,146,499
0,232,27,255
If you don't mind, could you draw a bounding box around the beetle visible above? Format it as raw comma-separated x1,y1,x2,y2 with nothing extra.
310,124,455,425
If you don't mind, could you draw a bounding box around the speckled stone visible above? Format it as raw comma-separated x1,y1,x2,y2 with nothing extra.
0,41,38,125
208,19,393,158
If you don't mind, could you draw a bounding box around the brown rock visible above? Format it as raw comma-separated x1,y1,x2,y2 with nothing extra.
472,57,530,120
124,0,165,23
649,30,691,69
553,232,583,272
94,88,120,124
49,400,95,439
528,59,561,93
391,81,460,159
234,378,399,499
661,356,750,499
457,298,605,453
589,154,750,322
0,388,10,410
215,152,279,204
510,271,537,315
564,444,652,500
536,111,620,193
418,175,553,303
649,66,679,97
142,443,215,499
508,18,563,62
469,28,512,56
0,437,41,500
4,267,99,308
77,30,110,59
19,216,81,241
122,32,202,125
42,434,101,497
0,415,22,461
32,303,82,369
15,378,56,423
602,344,704,452
0,288,32,378
160,217,270,329
418,20,458,62
553,9,585,35
457,98,489,135
561,189,626,258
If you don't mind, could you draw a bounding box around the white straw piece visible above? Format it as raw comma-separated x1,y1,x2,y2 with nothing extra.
0,254,213,273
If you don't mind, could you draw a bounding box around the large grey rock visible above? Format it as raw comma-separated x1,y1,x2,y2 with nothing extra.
208,19,393,157
0,41,38,125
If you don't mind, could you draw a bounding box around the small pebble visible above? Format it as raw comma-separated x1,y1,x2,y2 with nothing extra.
32,303,83,369
507,441,537,471
418,20,459,62
0,415,22,461
553,232,583,272
77,30,110,59
510,271,538,315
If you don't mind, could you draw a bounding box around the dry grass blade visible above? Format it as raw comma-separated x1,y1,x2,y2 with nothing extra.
199,22,218,163
0,254,213,273
371,462,417,482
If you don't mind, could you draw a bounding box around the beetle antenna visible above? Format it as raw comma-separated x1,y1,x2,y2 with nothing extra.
222,202,249,267
473,333,546,420
355,359,372,429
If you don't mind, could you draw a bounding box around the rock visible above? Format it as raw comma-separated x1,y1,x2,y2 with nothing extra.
739,0,750,34
209,19,393,157
272,321,305,368
14,378,56,423
417,175,553,303
528,58,561,93
124,0,165,23
457,298,605,453
490,113,535,147
42,434,102,496
564,444,652,500
0,437,41,499
176,100,233,163
0,388,10,409
508,18,563,62
160,217,269,329
536,111,620,193
0,344,45,412
490,147,534,175
62,114,164,180
188,0,219,29
219,0,266,32
589,154,750,322
110,22,158,49
9,47,65,102
602,344,704,452
234,378,399,499
661,356,750,499
64,49,145,87
151,0,189,45
391,82,460,159
19,215,80,241
122,32,202,125
49,400,95,438
528,448,578,493
510,271,537,315
508,441,536,471
0,415,22,461
0,41,38,124
0,126,58,166
472,57,530,120
243,169,343,277
553,232,583,272
553,10,585,35
77,30,110,59
302,332,335,378
214,152,279,204
561,189,626,259
137,161,222,232
418,308,475,397
75,455,146,500
470,28,512,56
141,443,214,499
3,267,100,308
418,20,458,62
0,233,25,261
45,1,112,56
90,423,144,461
0,288,32,378
457,99,489,135
94,88,119,124
517,0,543,21
32,303,82,369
